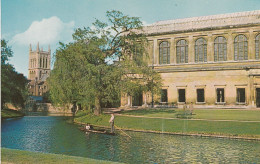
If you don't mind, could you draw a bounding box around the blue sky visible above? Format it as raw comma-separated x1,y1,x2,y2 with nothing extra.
2,0,260,77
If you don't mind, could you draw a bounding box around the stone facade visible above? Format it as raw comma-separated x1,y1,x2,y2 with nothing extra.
28,43,51,96
121,10,260,109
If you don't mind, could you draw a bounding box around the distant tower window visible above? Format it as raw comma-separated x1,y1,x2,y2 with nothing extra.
176,39,188,63
159,41,170,64
46,58,48,68
256,34,260,60
234,34,248,61
39,71,42,79
40,58,42,68
214,36,227,62
195,38,207,62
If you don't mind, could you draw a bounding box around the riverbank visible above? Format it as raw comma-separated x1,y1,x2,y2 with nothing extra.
1,148,122,164
1,108,25,119
74,109,260,140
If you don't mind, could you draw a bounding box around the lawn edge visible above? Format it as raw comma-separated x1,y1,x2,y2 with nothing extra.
1,148,122,164
74,120,260,141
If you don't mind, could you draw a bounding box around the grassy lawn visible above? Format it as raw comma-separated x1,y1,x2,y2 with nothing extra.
1,148,122,164
121,108,260,121
1,108,25,119
75,110,260,139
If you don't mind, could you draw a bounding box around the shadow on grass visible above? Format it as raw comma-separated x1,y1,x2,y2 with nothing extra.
176,110,194,119
120,108,176,115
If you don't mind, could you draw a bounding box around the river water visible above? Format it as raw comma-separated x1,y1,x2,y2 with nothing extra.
2,116,260,163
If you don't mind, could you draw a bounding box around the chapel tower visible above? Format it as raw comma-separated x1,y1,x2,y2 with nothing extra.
28,43,51,96
28,42,51,81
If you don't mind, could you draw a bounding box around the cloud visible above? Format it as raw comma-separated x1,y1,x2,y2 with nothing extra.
142,21,150,26
11,16,75,45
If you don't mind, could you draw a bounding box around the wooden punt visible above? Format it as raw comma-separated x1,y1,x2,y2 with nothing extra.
79,127,116,135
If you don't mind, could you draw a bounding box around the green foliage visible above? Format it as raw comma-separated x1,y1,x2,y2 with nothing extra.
2,148,121,164
1,108,25,119
42,91,51,103
1,39,28,109
1,39,13,65
49,10,161,115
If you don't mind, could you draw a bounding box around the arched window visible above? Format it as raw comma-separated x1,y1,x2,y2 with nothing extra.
195,38,207,62
40,58,42,68
46,58,48,68
39,71,42,79
43,58,45,68
176,39,188,63
214,36,227,62
159,41,170,64
256,34,260,60
234,34,248,61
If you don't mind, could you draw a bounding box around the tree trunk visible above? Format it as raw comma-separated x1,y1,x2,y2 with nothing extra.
94,96,101,115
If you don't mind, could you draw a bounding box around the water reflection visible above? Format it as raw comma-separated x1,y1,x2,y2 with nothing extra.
2,116,260,163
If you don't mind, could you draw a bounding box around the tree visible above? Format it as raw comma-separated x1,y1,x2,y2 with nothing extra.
48,10,161,115
1,39,28,109
1,40,13,65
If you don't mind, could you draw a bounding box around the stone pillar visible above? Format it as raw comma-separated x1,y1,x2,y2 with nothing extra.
207,34,214,62
153,38,158,65
248,30,255,60
127,95,131,107
170,37,176,64
227,32,233,61
249,75,255,107
188,36,195,63
143,93,148,107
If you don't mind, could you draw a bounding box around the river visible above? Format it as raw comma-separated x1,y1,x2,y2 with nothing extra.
2,116,260,163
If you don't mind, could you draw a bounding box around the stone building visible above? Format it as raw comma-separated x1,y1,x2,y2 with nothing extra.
121,10,260,109
28,43,51,96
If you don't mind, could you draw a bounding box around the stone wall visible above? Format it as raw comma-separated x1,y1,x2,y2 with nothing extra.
121,11,260,109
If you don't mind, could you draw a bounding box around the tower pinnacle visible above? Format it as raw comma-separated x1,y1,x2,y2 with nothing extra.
37,42,39,52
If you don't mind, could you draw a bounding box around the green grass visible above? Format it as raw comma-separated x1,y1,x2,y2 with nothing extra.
75,110,260,139
1,148,122,164
1,108,25,119
121,108,260,121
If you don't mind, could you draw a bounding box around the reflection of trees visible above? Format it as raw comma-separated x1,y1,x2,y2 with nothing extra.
3,117,260,163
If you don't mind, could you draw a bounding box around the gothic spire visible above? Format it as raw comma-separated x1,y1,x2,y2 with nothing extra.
37,42,39,52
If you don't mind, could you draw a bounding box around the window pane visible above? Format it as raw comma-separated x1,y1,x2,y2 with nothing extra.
197,89,205,102
234,34,248,61
161,89,168,102
159,41,170,64
214,36,227,62
216,88,225,103
176,40,188,63
178,89,186,102
237,88,245,103
195,38,207,63
256,34,260,60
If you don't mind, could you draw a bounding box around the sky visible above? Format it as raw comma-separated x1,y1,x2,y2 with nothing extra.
2,0,260,77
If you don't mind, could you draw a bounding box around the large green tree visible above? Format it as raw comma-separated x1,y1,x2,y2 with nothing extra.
1,40,28,109
49,10,161,115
